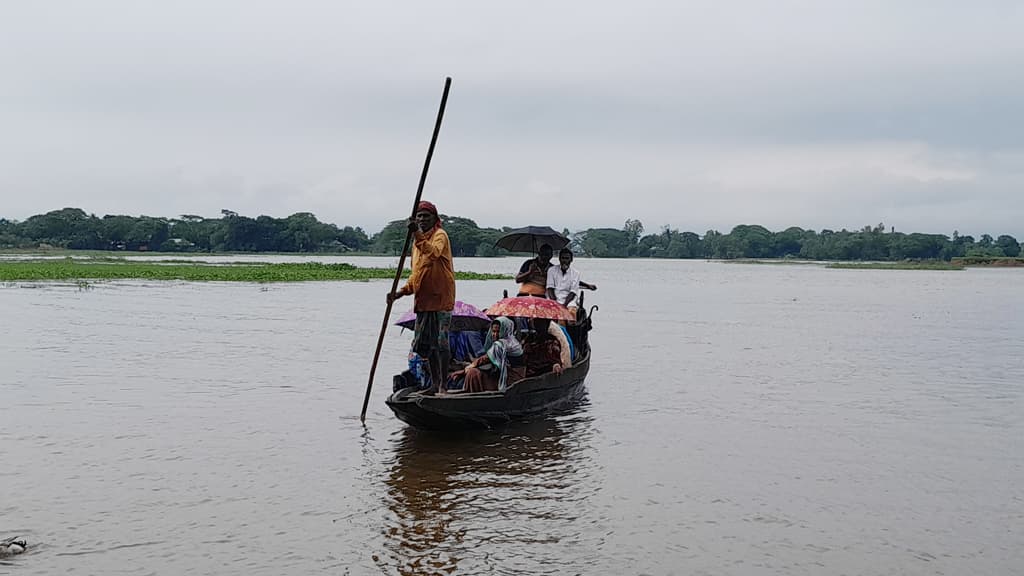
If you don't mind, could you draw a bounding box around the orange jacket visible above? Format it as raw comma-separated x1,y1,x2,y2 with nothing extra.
399,227,455,312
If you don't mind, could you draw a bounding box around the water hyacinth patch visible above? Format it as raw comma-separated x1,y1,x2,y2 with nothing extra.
826,261,964,270
0,259,509,283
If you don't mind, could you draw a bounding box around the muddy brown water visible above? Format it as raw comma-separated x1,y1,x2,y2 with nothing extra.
2,257,1022,575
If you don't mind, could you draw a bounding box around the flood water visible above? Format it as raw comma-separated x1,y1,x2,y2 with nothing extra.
1,257,1022,575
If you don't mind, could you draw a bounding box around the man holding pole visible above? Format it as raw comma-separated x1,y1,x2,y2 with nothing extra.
386,200,455,394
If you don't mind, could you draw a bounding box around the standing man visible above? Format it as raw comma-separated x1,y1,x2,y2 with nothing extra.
514,243,554,297
546,248,597,312
387,201,455,394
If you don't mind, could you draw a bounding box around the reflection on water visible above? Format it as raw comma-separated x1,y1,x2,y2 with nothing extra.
379,404,605,575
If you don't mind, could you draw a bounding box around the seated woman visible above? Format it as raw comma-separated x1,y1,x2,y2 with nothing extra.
449,317,524,393
521,318,571,378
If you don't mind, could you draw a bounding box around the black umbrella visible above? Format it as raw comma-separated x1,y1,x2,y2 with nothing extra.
494,226,570,254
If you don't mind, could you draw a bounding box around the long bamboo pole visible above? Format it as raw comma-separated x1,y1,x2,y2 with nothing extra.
360,77,452,422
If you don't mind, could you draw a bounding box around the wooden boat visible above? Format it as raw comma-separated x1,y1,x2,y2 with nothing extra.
386,344,591,430
386,298,596,430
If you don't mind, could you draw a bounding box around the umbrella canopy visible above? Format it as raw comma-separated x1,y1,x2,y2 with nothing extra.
484,296,576,321
395,300,492,332
494,226,570,254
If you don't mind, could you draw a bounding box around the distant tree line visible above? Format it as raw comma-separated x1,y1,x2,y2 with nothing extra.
1,208,1020,261
0,207,516,256
579,220,1020,260
0,208,373,253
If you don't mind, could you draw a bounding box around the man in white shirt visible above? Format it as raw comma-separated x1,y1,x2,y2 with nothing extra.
546,248,597,309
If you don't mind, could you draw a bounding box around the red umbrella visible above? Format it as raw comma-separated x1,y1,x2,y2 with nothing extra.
484,296,576,321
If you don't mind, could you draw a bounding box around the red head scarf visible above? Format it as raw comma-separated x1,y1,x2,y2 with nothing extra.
416,201,442,230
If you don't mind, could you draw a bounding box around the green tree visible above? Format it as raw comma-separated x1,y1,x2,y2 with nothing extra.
859,223,889,260
474,228,508,257
126,217,170,250
211,213,263,251
665,230,701,258
889,233,946,260
252,215,282,251
168,215,217,251
720,225,773,258
101,215,138,248
441,215,484,257
22,208,99,247
996,235,1021,257
337,226,370,251
272,212,338,252
702,230,723,258
577,228,632,257
637,227,668,257
372,220,408,255
773,226,805,257
0,218,24,248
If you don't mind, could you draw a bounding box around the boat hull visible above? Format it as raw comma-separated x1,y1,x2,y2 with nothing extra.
385,348,591,430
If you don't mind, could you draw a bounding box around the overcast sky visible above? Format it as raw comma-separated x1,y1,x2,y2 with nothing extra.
1,1,1022,237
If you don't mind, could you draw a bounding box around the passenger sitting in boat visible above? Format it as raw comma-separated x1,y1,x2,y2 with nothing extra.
449,317,524,393
515,244,554,297
546,248,597,317
546,318,574,366
521,318,571,377
558,322,575,361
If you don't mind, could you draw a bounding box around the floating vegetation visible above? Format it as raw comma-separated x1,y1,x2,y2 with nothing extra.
0,259,509,283
826,261,964,271
951,256,1024,267
720,259,824,266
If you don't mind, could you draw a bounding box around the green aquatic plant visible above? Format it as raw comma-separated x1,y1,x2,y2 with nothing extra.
721,259,824,266
0,260,510,283
827,261,964,270
951,256,1024,267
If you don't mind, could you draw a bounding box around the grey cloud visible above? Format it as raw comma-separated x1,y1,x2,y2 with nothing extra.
1,0,1022,237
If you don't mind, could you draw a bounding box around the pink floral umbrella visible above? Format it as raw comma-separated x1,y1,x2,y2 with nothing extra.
483,296,576,321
